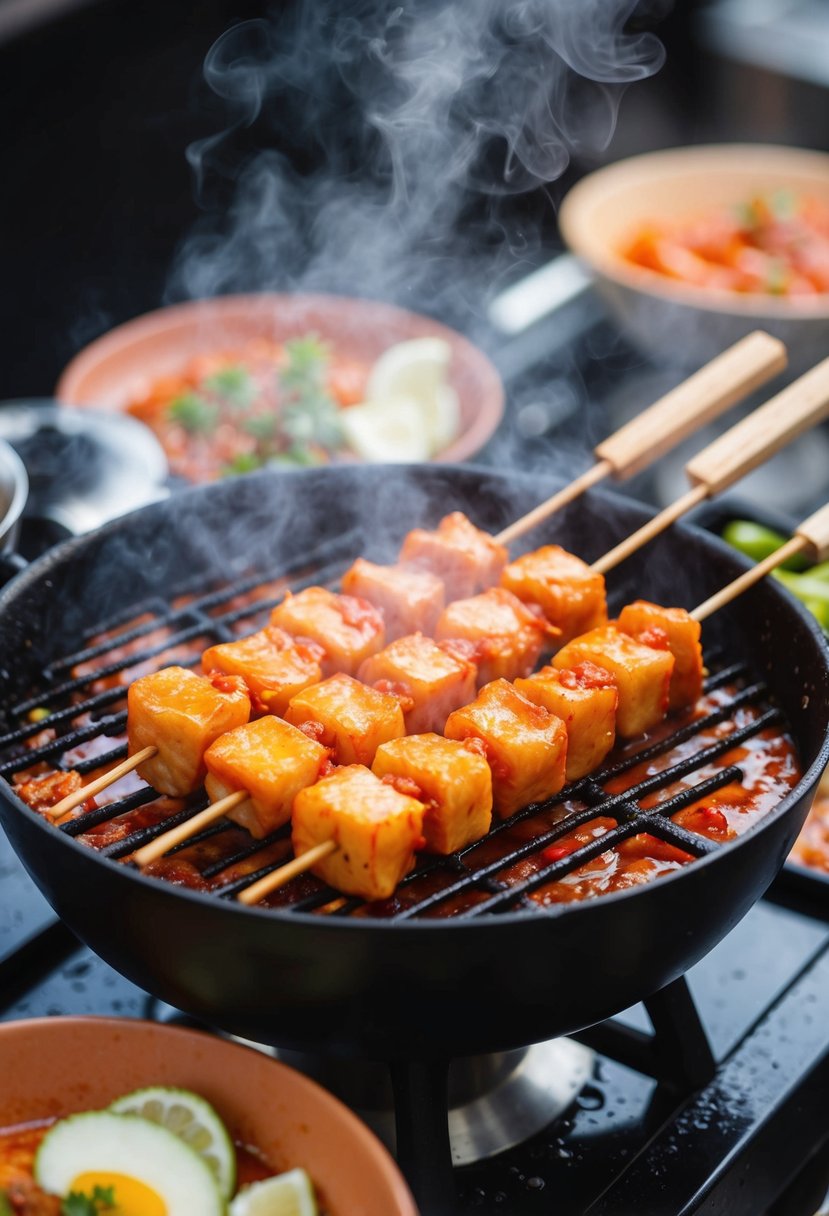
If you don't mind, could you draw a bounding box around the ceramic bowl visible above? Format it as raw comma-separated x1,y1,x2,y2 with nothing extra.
55,293,504,477
0,1016,418,1215
559,144,829,370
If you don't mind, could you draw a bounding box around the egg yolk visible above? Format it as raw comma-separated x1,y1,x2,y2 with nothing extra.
71,1172,167,1215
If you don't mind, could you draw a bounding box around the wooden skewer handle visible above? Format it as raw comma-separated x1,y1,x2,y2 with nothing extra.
237,839,338,906
132,788,249,868
685,355,829,496
795,502,829,563
48,745,158,819
593,331,786,480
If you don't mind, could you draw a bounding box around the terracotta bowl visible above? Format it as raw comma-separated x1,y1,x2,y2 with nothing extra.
55,293,504,476
0,1016,418,1215
559,144,829,370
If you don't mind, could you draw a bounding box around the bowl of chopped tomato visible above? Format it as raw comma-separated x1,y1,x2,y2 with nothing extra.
559,143,829,369
55,294,504,483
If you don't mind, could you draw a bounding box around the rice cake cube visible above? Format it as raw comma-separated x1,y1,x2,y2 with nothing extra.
373,733,493,853
357,633,478,734
285,673,405,767
500,545,607,644
341,559,445,640
617,600,703,711
444,679,568,818
270,586,385,676
399,511,508,601
435,587,558,687
127,665,251,797
202,626,323,715
292,764,426,901
204,715,326,839
515,661,618,781
553,625,674,739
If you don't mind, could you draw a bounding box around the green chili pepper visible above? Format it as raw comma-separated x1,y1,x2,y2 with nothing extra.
721,520,810,571
773,570,829,629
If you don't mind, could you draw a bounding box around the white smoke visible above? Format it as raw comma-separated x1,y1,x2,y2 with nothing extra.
167,0,666,318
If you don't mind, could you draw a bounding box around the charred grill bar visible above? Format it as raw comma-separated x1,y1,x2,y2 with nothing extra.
0,533,786,919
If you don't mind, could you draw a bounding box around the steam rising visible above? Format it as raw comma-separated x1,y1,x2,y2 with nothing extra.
169,0,665,317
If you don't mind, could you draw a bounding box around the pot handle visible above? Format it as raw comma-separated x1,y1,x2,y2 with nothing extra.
0,549,27,587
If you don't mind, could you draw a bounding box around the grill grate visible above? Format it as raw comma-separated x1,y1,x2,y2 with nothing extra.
0,543,795,921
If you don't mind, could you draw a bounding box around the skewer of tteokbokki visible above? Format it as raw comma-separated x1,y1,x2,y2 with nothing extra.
30,348,829,904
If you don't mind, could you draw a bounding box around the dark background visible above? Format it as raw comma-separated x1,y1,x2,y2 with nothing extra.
0,0,826,399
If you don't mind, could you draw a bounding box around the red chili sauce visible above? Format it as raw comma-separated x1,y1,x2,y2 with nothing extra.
127,338,369,482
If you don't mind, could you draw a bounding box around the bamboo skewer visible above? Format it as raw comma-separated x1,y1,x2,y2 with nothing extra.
495,330,786,545
237,840,337,906
592,355,829,577
132,788,249,868
47,745,157,820
692,502,829,623
236,499,829,906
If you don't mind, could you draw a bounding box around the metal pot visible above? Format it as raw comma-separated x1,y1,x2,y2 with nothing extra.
0,436,28,554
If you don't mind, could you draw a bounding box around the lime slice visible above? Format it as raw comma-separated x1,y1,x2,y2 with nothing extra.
34,1109,223,1215
340,397,431,462
229,1168,318,1216
109,1085,236,1200
366,338,457,454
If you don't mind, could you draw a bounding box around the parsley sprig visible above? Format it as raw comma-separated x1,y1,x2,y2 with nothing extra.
61,1185,117,1215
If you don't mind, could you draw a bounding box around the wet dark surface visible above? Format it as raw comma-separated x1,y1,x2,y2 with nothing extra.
3,820,829,1215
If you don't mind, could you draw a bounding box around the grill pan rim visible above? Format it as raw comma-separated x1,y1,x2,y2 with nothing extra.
1,462,827,930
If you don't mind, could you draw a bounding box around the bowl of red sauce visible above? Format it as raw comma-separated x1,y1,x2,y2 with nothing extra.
0,1016,417,1215
55,294,504,483
559,143,829,370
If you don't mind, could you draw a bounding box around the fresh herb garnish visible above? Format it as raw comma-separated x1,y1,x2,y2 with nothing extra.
0,1190,14,1216
167,392,219,434
61,1185,117,1215
220,452,264,477
766,258,788,295
279,336,330,389
734,200,759,229
278,335,344,455
769,187,796,220
202,364,254,408
242,413,279,440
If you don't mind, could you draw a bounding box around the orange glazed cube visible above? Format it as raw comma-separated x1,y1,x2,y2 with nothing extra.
514,661,618,781
399,511,508,601
204,715,326,839
285,673,405,766
444,679,568,818
617,600,703,711
372,733,493,853
292,764,426,901
500,545,607,644
357,633,478,734
340,559,445,641
127,666,251,797
270,586,385,676
435,588,557,687
554,625,674,739
202,626,323,715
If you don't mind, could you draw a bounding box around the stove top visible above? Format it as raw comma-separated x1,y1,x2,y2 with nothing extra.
2,819,828,1215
